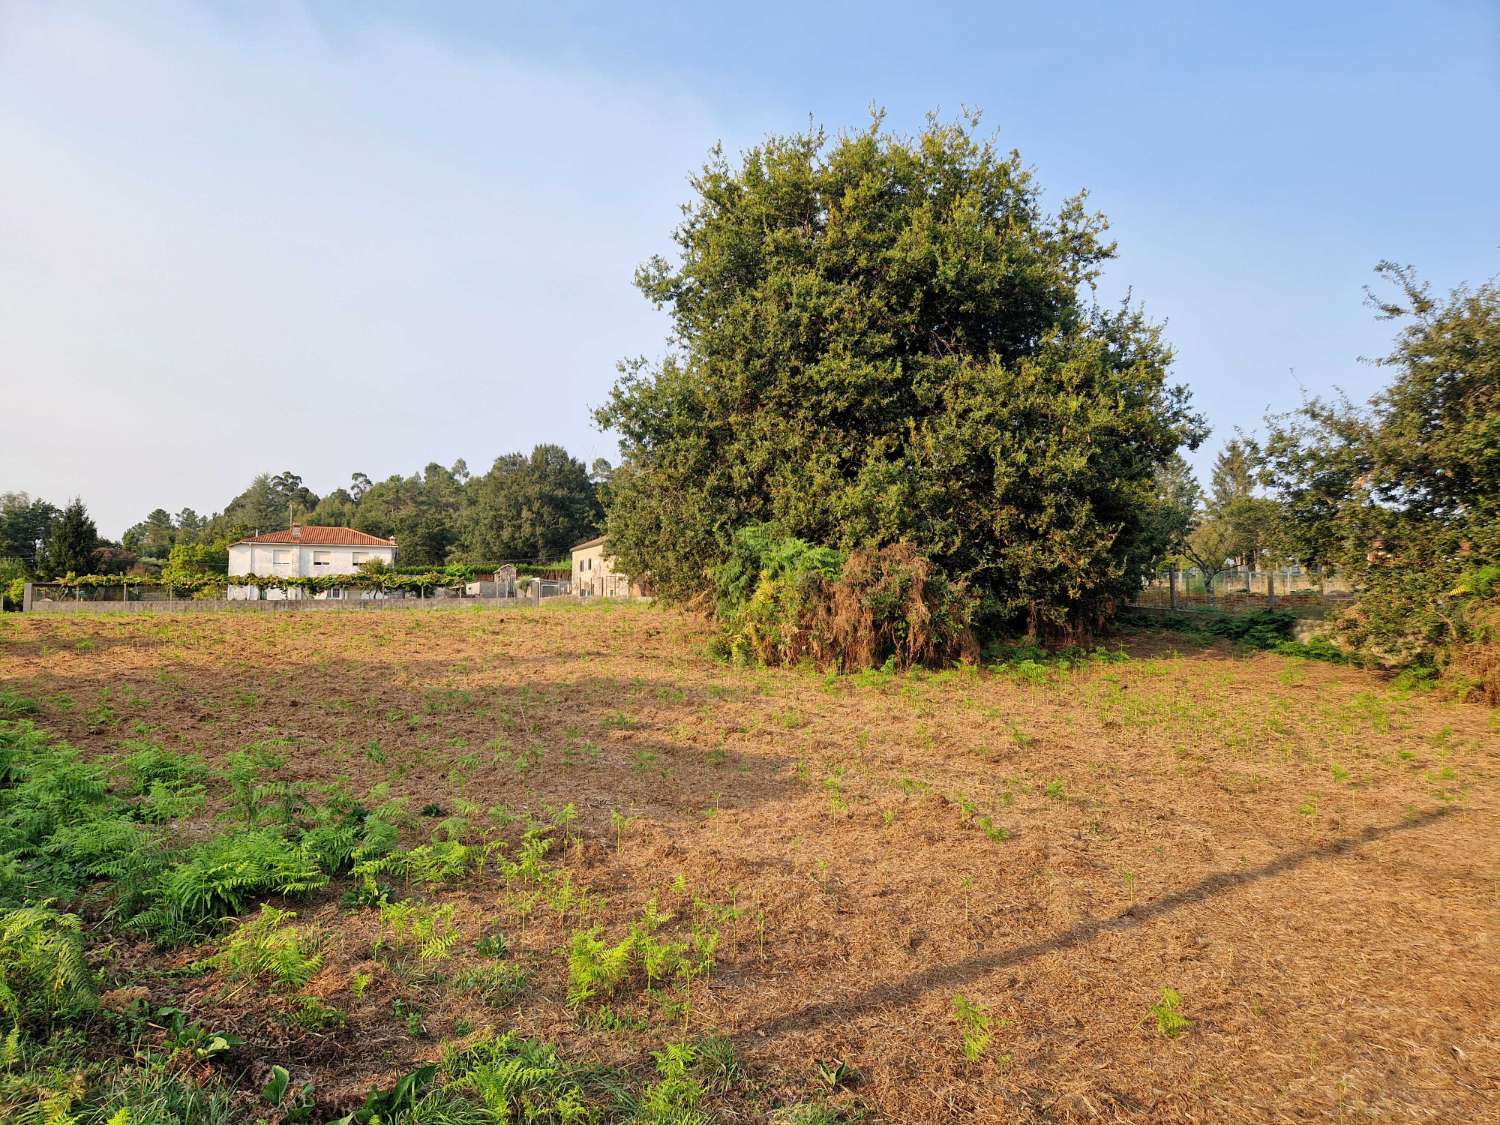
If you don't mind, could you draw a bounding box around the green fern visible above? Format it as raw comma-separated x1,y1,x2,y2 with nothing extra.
1150,987,1193,1038
116,742,210,797
379,900,460,961
136,780,207,824
0,906,97,1030
448,1032,597,1123
0,721,51,784
566,927,635,1007
131,828,329,942
951,994,992,1061
0,691,38,719
199,904,323,991
636,1041,713,1124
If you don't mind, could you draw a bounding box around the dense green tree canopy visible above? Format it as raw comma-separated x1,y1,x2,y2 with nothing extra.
464,445,602,563
597,114,1204,636
1261,263,1499,661
43,498,99,578
122,508,176,558
218,472,319,537
0,494,58,569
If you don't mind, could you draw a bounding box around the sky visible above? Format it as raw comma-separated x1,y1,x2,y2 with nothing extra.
2,1,1497,539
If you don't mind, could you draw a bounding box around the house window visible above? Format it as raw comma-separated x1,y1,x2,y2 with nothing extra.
352,552,368,565
312,551,332,568
272,550,291,566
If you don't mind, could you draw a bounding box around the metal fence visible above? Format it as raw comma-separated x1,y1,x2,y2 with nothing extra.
19,580,600,614
1128,564,1352,616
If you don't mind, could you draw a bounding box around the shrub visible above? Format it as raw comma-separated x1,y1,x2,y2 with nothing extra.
1442,591,1500,703
1197,609,1296,648
714,528,976,671
1260,265,1498,689
2,577,25,612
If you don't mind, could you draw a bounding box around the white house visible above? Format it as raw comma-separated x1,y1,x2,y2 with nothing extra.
227,526,397,600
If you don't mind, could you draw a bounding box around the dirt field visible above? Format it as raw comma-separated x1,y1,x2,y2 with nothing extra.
2,603,1496,1122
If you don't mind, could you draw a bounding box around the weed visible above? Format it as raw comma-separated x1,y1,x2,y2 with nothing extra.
379,900,460,961
1150,987,1192,1037
824,767,849,815
0,906,97,1031
199,904,323,991
390,997,428,1038
475,930,508,959
329,1063,437,1123
157,1006,244,1061
951,994,992,1061
262,1064,317,1122
815,1058,860,1091
455,961,532,1008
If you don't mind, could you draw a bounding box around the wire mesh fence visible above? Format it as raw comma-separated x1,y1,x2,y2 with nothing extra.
1129,564,1352,615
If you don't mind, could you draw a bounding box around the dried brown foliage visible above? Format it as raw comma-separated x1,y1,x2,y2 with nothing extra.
728,542,977,672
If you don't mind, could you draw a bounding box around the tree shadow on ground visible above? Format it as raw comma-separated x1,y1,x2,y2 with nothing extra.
738,806,1457,1041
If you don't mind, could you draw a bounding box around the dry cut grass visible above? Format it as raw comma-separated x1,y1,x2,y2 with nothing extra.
0,603,1496,1122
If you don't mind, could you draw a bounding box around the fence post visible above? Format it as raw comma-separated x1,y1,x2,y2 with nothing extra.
22,582,33,612
1267,568,1276,609
1168,567,1177,610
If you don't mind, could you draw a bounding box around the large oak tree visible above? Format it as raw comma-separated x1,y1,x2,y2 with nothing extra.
597,114,1204,637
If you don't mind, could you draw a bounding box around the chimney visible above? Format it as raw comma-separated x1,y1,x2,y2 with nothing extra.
292,524,302,540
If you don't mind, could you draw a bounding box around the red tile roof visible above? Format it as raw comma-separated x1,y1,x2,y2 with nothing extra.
234,526,396,547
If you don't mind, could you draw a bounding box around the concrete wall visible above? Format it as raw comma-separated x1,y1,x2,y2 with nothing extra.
24,593,527,615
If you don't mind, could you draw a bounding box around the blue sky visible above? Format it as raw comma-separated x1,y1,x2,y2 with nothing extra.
2,1,1496,537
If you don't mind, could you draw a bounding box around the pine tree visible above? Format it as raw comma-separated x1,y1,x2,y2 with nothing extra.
42,498,99,578
1208,438,1256,514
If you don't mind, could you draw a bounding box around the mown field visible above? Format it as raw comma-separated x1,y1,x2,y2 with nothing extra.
0,604,1496,1123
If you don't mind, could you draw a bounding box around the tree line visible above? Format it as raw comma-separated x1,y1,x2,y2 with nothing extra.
1,444,608,601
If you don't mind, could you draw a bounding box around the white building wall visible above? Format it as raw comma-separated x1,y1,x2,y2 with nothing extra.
227,542,396,600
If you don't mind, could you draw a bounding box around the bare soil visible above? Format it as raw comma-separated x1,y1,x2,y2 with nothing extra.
1,604,1496,1122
